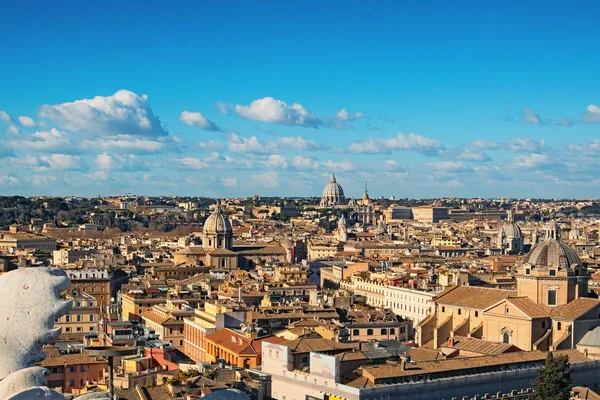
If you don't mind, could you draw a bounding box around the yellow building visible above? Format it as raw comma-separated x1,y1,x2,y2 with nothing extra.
418,231,600,352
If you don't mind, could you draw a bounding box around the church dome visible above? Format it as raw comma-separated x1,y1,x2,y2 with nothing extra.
203,205,232,235
526,238,582,270
499,220,522,239
322,174,344,198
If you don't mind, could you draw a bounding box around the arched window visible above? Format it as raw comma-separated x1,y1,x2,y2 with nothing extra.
503,332,510,344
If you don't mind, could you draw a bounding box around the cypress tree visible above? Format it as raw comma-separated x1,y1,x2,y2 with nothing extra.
533,353,572,400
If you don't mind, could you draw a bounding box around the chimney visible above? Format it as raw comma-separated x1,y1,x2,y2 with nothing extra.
400,354,411,370
448,337,455,347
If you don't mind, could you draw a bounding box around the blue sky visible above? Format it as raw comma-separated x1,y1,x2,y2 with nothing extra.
1,0,599,198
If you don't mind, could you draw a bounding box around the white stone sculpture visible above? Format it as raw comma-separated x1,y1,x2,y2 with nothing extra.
0,267,110,400
0,267,71,399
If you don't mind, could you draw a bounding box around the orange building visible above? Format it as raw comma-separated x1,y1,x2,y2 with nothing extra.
203,328,286,368
39,350,108,395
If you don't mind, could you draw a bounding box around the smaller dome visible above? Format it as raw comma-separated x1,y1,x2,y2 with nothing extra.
499,221,522,239
203,205,232,235
322,174,344,198
526,238,582,270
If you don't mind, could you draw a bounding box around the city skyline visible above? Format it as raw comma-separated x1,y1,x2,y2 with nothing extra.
1,1,600,198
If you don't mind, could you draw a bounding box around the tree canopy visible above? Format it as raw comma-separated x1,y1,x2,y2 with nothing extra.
532,353,572,400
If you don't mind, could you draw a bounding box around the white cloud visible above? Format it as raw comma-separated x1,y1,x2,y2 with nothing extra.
509,138,545,153
88,170,110,181
227,133,277,154
320,160,356,171
523,109,543,124
277,136,324,151
348,132,441,155
7,125,20,135
221,177,238,187
179,157,210,170
7,128,72,151
80,135,167,153
336,109,364,121
95,153,113,170
384,160,407,172
0,110,12,122
455,148,490,162
248,171,279,189
199,140,225,151
583,104,600,123
232,97,321,128
426,161,469,172
40,89,167,137
18,115,36,127
512,153,549,168
264,154,288,169
216,102,231,115
291,155,320,170
470,140,498,150
179,111,221,131
40,154,83,170
0,174,19,186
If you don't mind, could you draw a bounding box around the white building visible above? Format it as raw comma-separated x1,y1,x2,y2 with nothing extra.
385,286,437,328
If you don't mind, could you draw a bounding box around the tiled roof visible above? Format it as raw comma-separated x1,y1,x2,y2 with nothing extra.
506,297,551,318
434,285,515,309
361,349,588,380
442,336,519,355
283,337,356,354
204,328,286,355
38,352,107,367
551,298,600,320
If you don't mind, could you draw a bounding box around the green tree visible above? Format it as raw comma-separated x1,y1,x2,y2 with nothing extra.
533,353,572,400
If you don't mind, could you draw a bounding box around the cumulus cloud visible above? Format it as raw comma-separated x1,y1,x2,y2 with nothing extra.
248,171,279,189
0,110,12,122
277,136,325,151
40,154,83,170
348,132,442,155
40,89,167,137
80,135,171,154
509,138,545,153
336,109,364,121
426,161,470,172
291,155,320,170
522,109,543,124
583,104,600,123
230,97,321,128
199,140,225,151
18,115,36,127
95,153,113,170
221,177,238,187
179,111,222,131
263,154,288,169
7,128,72,152
6,125,20,135
227,133,277,154
512,153,549,168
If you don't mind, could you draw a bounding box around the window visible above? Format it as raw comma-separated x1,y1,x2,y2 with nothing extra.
69,366,76,373
548,290,557,306
525,268,530,275
549,270,556,277
503,332,510,344
353,329,359,336
557,322,562,331
367,329,373,336
381,328,387,335
475,311,479,317
389,328,395,334
458,309,462,315
506,307,509,314
441,306,445,312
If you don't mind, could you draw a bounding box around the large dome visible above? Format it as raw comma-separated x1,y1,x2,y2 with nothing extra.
203,205,232,235
322,174,344,197
526,238,582,270
320,173,345,207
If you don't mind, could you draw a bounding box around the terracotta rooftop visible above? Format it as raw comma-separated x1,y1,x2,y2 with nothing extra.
434,285,515,309
551,298,600,320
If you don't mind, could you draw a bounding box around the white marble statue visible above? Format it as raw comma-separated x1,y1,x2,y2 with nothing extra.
0,267,109,400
